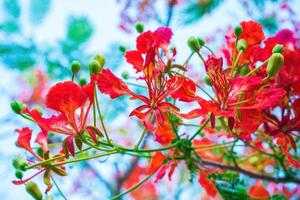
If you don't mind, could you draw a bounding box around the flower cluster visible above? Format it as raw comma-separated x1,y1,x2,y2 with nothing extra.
11,20,300,199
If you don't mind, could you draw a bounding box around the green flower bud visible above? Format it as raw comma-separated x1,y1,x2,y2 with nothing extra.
71,60,81,75
272,44,284,54
267,53,284,77
121,71,129,79
93,54,106,68
237,39,247,51
197,37,205,47
204,76,211,86
79,77,87,86
89,59,102,75
12,157,28,171
119,45,126,53
36,147,43,158
239,65,250,76
25,182,43,200
135,22,144,33
187,36,200,52
10,100,26,114
15,170,23,179
234,25,242,38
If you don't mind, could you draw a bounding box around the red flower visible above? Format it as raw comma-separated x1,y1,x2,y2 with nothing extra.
240,20,265,46
248,181,270,199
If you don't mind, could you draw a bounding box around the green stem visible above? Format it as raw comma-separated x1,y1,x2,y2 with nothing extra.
134,128,147,149
189,118,210,141
51,176,67,200
196,52,205,63
231,50,243,77
204,45,216,57
52,151,118,167
94,86,111,144
111,173,154,200
27,147,91,169
195,83,217,103
246,59,268,76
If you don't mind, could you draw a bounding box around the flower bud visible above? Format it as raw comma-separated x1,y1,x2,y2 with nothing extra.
25,181,43,200
10,100,26,114
93,54,106,68
234,25,242,38
237,39,247,51
79,77,87,86
135,22,144,33
89,59,101,75
272,44,283,54
239,65,250,76
121,71,129,79
197,37,205,47
266,53,284,77
119,45,126,53
12,157,28,171
187,36,200,52
15,170,23,179
71,60,81,75
204,76,211,86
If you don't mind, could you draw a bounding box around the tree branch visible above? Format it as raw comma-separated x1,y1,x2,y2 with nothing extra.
200,159,300,184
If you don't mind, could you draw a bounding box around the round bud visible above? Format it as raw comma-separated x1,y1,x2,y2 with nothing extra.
12,157,28,171
234,25,242,38
204,76,211,86
121,71,129,79
237,39,247,51
71,60,81,75
79,77,87,86
10,101,26,114
93,54,106,68
25,181,43,200
272,44,284,54
119,45,126,53
239,65,250,76
89,59,102,75
15,170,23,179
266,53,284,77
197,37,205,47
135,22,144,33
187,36,200,52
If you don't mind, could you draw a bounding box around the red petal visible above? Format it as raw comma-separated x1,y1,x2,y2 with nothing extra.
148,152,166,174
125,50,144,72
97,69,130,99
15,127,33,152
198,172,218,197
35,130,48,151
46,81,86,114
177,109,207,119
240,20,265,46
